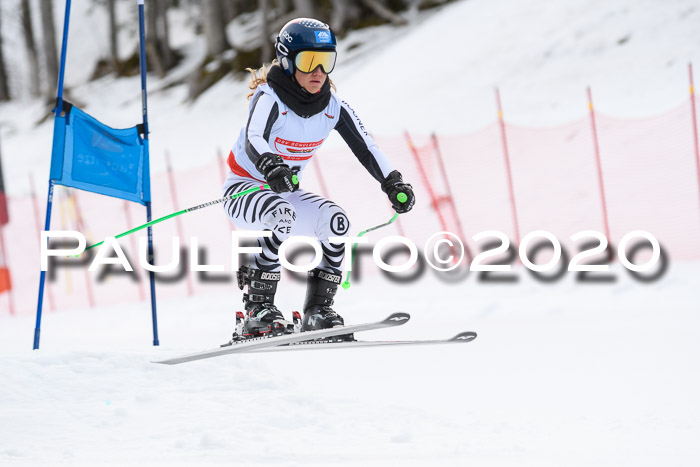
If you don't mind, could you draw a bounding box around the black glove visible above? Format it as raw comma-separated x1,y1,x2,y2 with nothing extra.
255,153,299,193
381,170,415,214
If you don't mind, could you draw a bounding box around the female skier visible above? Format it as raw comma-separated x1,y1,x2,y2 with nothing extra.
222,18,415,338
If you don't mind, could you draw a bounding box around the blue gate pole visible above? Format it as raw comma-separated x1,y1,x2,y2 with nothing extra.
138,0,149,135
55,0,72,112
138,0,159,346
146,202,159,346
34,181,55,349
34,0,72,350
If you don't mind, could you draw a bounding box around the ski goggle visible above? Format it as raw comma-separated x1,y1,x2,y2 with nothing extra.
294,50,337,74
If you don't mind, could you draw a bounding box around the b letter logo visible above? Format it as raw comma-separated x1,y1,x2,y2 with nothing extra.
330,212,349,236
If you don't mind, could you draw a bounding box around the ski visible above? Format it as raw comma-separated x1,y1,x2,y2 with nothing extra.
241,331,477,354
153,312,411,365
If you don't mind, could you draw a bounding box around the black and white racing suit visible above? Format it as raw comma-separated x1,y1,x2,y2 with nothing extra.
222,84,395,273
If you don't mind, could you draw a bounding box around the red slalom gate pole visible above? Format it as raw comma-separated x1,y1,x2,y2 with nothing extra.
405,131,450,230
405,131,459,262
29,174,55,311
587,87,612,245
405,132,449,226
124,201,146,302
71,190,96,308
0,226,14,315
431,133,473,263
689,64,700,226
495,88,521,246
165,151,194,296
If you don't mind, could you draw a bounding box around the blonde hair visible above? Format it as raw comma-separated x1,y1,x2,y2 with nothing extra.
246,59,336,100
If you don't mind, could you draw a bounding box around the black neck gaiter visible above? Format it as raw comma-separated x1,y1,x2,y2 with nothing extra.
266,65,331,118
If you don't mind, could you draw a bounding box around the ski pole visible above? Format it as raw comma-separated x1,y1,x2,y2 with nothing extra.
81,176,297,253
341,192,408,290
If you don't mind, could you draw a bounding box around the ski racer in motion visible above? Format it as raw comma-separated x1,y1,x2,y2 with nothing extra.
222,18,415,341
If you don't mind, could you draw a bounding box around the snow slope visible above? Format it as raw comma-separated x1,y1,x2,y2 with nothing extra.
2,264,699,466
1,0,700,465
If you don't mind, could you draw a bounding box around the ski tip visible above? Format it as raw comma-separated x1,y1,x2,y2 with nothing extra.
383,312,411,326
451,331,477,342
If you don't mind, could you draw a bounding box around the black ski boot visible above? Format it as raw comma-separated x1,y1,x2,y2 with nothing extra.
302,268,353,340
236,266,287,338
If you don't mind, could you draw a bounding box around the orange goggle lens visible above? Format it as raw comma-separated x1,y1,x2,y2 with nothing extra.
294,50,336,74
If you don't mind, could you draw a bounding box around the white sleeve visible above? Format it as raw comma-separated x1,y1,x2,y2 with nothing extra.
245,92,280,164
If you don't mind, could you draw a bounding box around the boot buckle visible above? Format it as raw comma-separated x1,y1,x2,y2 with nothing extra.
248,293,270,303
250,280,274,291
